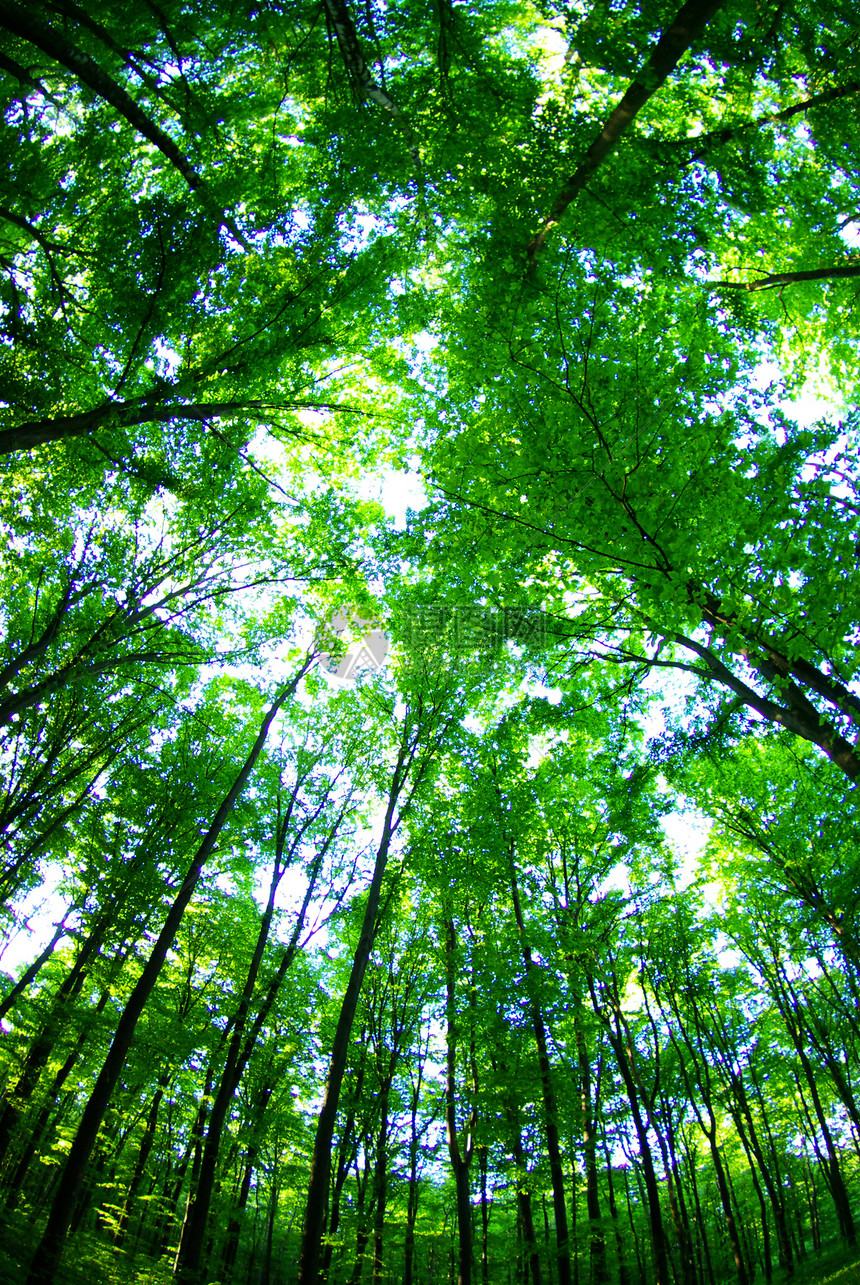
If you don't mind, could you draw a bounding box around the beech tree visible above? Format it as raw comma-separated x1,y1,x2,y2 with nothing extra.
2,0,860,1283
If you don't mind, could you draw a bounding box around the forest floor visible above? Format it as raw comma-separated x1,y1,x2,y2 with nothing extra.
772,1241,860,1285
2,1221,860,1285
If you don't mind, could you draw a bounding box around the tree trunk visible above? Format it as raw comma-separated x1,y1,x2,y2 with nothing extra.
113,1080,167,1246
444,915,476,1285
508,849,572,1285
595,990,670,1285
297,698,442,1285
25,671,310,1285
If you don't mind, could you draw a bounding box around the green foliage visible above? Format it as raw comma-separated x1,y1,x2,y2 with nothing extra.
2,0,860,1282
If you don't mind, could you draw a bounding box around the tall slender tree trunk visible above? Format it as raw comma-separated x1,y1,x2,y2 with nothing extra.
175,771,343,1285
497,1075,542,1285
508,849,572,1285
444,915,477,1285
593,985,670,1285
322,1053,365,1282
685,1145,715,1285
0,922,107,1166
403,1077,424,1285
372,1083,391,1285
113,1079,168,1246
601,1140,629,1285
577,1038,608,1285
790,1037,855,1243
298,699,443,1285
25,669,311,1285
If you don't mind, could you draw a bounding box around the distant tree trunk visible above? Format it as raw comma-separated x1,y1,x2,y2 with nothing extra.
372,1081,391,1285
621,1162,647,1285
543,1193,555,1285
0,910,77,1023
578,1040,607,1285
495,1067,542,1285
348,1142,374,1285
726,1069,792,1277
684,1145,715,1285
508,847,572,1285
600,1140,629,1285
0,920,108,1166
590,977,670,1285
2,981,116,1210
322,1050,366,1282
785,1029,855,1243
159,1036,228,1262
479,1144,491,1285
297,696,446,1285
175,759,345,1285
444,915,477,1285
113,1078,168,1246
660,1099,697,1285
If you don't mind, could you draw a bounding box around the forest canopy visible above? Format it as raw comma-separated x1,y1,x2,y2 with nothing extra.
1,1,860,1284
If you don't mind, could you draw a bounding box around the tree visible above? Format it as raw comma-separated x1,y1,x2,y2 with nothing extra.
3,0,860,1282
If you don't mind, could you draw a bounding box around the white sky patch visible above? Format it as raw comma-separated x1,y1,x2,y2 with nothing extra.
661,808,713,887
752,359,842,425
533,26,567,104
0,866,69,1001
359,467,428,527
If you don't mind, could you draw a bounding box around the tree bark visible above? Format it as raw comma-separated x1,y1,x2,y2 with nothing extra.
528,0,726,263
297,694,444,1285
24,664,312,1285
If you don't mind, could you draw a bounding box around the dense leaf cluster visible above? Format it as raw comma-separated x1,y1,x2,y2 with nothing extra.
1,0,859,1284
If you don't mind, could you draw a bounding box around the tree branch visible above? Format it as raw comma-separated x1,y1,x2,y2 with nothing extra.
659,80,860,165
527,0,725,267
0,0,251,250
0,397,367,455
705,262,860,292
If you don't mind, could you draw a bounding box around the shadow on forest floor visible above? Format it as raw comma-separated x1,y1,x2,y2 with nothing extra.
2,1219,860,1285
769,1240,860,1285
